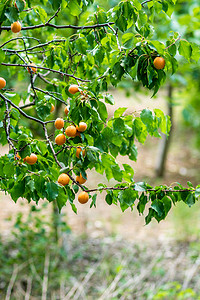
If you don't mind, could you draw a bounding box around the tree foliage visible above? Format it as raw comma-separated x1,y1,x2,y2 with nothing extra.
0,0,200,223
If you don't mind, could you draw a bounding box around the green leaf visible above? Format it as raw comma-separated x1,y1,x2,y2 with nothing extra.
118,188,137,210
0,49,5,63
15,0,25,11
178,40,192,61
113,118,125,134
10,180,25,202
150,41,165,54
3,163,15,177
115,15,127,32
134,118,147,144
46,182,59,202
34,7,48,23
105,193,113,205
67,0,82,16
195,188,200,198
105,94,115,105
151,199,164,217
134,182,146,192
114,107,127,118
75,37,88,55
4,7,19,23
185,193,195,207
98,101,108,122
137,193,148,214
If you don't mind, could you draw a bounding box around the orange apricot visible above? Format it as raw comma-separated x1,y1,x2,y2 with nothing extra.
76,173,87,184
68,84,79,95
58,173,70,186
25,153,37,165
65,125,77,137
77,122,87,132
55,134,66,145
55,118,64,130
153,57,165,70
50,104,55,113
78,191,89,204
11,21,21,33
0,77,6,89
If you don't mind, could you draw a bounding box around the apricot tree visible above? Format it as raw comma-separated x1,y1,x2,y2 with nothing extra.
0,0,200,224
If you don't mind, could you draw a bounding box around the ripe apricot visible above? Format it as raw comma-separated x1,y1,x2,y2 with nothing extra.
25,153,37,165
76,173,87,184
64,106,69,116
65,125,77,137
55,118,64,130
27,63,37,74
55,134,66,145
78,191,89,204
0,77,6,89
76,147,86,159
14,153,21,160
14,0,26,10
58,173,70,186
50,104,55,113
153,57,165,70
68,84,79,95
11,21,21,33
77,122,87,132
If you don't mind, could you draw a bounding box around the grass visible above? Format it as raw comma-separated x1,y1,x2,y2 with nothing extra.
1,205,200,299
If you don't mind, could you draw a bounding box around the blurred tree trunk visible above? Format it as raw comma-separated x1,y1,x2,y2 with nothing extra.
155,84,173,177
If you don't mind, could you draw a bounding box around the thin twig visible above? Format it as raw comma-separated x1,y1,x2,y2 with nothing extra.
165,34,181,50
1,63,91,82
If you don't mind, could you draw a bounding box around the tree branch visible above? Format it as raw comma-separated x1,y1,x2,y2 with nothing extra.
1,63,91,82
0,22,115,32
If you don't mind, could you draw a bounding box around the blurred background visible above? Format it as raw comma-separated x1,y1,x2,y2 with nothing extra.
1,0,200,299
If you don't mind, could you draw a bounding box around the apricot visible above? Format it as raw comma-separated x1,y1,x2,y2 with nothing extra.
55,118,64,130
153,57,165,70
68,84,79,95
55,134,66,145
58,173,70,186
0,77,6,89
11,21,21,33
78,191,89,204
65,125,77,137
77,122,87,132
50,104,55,113
76,173,87,184
25,153,37,165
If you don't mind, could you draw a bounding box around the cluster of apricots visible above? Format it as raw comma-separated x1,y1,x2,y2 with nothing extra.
57,172,89,204
53,84,89,204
